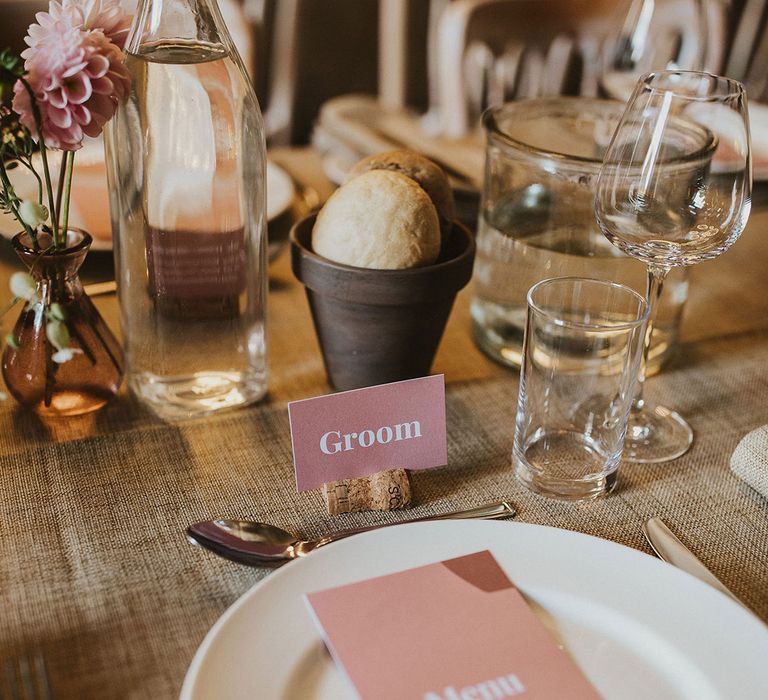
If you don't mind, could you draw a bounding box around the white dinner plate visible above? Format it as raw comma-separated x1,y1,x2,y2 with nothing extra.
0,149,295,251
180,520,768,700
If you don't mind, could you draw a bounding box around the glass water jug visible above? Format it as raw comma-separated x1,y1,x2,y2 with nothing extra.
471,98,689,373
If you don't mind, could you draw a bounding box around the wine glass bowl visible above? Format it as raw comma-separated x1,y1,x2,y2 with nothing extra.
598,72,751,268
595,70,751,463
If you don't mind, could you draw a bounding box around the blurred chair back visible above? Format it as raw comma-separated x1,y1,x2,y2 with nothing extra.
600,0,728,103
0,0,378,146
433,0,618,137
262,0,378,145
726,0,768,100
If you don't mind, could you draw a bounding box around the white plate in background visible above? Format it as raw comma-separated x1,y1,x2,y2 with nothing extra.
0,147,294,251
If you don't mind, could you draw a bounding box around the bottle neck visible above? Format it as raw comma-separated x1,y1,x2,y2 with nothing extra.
126,0,231,55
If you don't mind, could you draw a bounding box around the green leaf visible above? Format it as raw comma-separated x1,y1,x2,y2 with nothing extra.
47,302,66,322
0,48,21,75
5,333,19,349
46,319,71,351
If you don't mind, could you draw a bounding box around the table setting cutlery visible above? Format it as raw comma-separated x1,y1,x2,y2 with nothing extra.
642,517,751,612
186,501,515,565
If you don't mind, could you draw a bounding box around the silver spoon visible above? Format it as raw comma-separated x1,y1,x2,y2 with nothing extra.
187,501,516,566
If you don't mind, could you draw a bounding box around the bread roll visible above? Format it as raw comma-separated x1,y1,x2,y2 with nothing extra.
348,150,455,239
312,170,440,269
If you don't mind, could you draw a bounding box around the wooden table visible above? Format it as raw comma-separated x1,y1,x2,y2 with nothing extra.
0,150,766,699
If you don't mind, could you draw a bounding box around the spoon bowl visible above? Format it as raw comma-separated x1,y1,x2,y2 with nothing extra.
187,501,516,566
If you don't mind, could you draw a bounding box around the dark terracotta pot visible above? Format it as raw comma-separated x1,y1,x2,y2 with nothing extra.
291,214,475,391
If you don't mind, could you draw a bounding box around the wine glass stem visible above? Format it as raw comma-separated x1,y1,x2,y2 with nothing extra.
632,264,670,413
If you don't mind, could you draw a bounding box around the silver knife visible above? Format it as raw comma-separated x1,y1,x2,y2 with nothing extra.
643,517,749,611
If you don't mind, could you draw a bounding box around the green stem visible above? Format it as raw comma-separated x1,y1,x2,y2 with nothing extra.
39,142,58,245
18,77,58,245
55,151,67,220
0,296,21,319
0,161,35,243
17,153,43,205
60,150,74,241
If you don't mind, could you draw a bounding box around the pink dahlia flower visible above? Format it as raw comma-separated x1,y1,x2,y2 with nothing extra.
11,0,131,151
63,0,132,50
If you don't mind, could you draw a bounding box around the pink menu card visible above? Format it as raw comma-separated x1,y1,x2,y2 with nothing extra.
306,550,602,700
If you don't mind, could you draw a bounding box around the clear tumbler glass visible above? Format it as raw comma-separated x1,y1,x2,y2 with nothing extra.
105,0,268,419
513,277,648,500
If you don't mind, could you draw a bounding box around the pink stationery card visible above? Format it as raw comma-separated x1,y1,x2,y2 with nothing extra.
288,375,447,491
305,550,602,700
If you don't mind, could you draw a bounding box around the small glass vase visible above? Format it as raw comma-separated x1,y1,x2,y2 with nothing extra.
2,229,124,416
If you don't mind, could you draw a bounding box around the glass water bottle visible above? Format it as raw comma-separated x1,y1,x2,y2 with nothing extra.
105,0,268,419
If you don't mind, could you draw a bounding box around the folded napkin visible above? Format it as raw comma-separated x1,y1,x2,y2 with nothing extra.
731,425,768,500
311,95,484,190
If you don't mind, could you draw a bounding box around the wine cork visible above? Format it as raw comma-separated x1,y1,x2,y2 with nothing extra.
324,469,412,514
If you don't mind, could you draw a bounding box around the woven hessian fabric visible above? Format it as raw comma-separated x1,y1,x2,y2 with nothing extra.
1,166,768,698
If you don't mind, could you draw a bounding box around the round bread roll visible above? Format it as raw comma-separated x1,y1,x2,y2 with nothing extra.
312,170,440,269
347,150,455,239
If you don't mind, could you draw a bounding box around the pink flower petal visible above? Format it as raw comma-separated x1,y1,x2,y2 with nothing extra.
47,87,67,108
90,76,114,95
15,1,132,147
48,106,73,129
62,59,88,78
82,120,102,138
62,73,93,105
72,104,92,125
86,53,109,79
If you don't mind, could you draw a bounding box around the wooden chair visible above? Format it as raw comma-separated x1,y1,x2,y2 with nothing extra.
261,0,378,145
429,0,737,137
725,0,768,99
432,0,619,137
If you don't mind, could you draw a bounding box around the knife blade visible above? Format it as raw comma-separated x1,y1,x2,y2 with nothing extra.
642,517,749,611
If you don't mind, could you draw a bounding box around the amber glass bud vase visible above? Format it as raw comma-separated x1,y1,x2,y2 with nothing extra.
2,229,124,416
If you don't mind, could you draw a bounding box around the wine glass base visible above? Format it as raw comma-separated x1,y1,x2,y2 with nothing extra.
622,404,693,464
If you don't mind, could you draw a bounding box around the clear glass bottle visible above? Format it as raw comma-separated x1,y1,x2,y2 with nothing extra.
105,0,267,419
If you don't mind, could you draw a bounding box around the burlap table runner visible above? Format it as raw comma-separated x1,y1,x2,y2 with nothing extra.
0,154,767,698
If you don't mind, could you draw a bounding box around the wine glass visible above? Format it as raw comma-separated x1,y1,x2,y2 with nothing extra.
595,70,752,463
601,0,708,101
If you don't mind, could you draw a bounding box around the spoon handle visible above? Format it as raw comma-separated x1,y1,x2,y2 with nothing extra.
312,501,516,547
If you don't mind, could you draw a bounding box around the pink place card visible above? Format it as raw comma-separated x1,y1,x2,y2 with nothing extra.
306,550,602,700
288,375,447,491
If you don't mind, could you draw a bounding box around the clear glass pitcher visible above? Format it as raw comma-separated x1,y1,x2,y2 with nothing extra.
471,97,688,373
105,0,268,419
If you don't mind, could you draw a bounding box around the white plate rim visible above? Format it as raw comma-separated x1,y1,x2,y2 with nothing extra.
0,159,295,252
180,519,768,700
